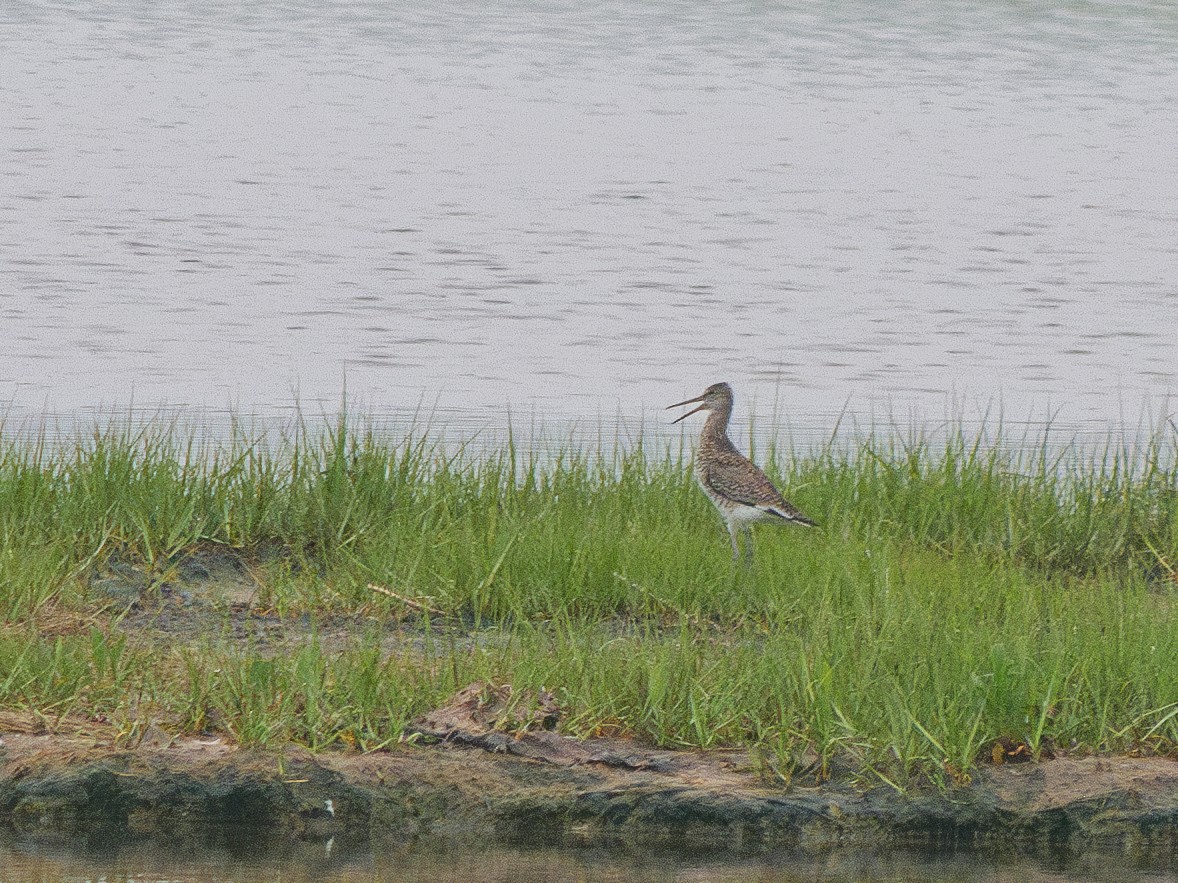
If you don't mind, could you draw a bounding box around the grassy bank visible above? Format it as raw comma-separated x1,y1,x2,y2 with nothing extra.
1,416,1176,786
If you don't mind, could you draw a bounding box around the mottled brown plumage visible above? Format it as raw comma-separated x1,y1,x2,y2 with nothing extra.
668,382,815,561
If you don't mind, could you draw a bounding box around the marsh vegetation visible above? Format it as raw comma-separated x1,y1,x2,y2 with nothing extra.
1,415,1176,787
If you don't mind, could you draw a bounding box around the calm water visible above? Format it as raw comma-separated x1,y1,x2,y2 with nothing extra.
2,0,1177,443
2,841,1176,883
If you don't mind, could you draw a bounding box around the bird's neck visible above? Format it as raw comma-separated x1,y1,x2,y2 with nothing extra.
701,403,736,451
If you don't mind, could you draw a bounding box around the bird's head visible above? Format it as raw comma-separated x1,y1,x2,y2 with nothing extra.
667,382,734,424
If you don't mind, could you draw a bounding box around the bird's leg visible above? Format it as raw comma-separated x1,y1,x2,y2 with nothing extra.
726,521,741,561
742,528,754,567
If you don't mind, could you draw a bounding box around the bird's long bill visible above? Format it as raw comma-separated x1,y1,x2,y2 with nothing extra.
667,393,707,424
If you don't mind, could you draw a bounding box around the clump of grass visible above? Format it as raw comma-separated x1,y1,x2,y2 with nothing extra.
0,413,1176,784
801,422,1178,580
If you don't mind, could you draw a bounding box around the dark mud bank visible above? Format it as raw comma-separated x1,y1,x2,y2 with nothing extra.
2,729,1177,864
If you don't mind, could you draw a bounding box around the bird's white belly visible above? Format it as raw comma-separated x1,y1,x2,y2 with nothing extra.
694,472,771,524
726,502,772,523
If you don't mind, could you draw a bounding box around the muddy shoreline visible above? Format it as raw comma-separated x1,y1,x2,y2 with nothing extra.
2,724,1177,867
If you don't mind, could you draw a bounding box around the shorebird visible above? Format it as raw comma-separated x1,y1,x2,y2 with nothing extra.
668,382,816,562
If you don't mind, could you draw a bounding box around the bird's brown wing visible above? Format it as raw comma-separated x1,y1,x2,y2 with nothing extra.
701,451,815,525
700,450,787,507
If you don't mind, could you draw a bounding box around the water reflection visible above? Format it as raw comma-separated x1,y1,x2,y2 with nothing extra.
1,2,1176,432
2,840,1175,883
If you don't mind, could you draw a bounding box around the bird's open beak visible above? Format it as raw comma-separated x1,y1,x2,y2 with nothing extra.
667,394,707,424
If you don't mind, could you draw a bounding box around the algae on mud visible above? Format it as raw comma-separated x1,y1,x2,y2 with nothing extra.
0,416,1176,803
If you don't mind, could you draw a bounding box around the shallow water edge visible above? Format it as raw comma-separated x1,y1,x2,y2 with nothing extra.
2,726,1176,873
